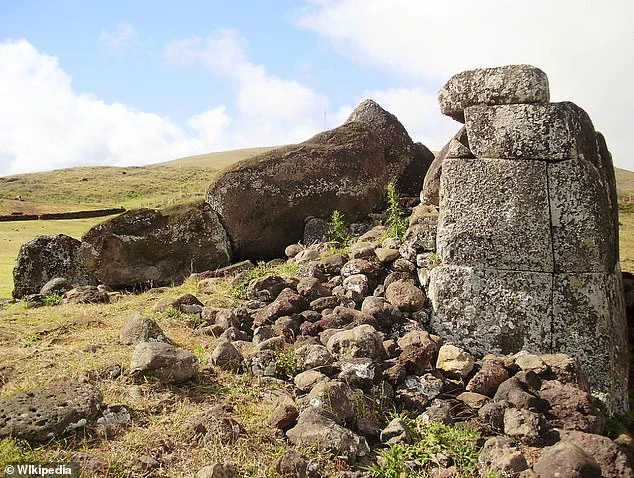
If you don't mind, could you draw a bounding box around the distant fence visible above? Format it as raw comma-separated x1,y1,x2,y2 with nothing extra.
0,208,125,222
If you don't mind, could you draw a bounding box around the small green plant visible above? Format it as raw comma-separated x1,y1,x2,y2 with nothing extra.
274,349,302,379
427,252,442,267
385,182,409,239
19,332,40,348
231,261,299,299
368,421,481,478
0,437,40,467
161,306,183,321
327,210,350,248
43,293,62,306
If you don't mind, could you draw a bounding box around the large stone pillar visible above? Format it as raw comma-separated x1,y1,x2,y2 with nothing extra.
427,65,628,414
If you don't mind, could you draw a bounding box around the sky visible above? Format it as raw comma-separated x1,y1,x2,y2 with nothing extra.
0,0,633,175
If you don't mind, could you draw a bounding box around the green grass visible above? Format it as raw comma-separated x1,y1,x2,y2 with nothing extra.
368,421,480,478
0,217,109,298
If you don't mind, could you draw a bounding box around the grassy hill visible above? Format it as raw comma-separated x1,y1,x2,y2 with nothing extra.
0,147,274,215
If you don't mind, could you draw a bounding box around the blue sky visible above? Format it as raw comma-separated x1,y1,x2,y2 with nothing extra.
1,0,633,174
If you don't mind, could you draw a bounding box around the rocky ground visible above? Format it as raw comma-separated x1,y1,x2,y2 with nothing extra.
0,213,633,478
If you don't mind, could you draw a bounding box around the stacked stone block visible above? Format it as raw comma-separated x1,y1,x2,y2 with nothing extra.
427,65,628,413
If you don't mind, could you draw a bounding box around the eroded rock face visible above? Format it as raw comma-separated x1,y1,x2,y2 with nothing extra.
438,64,550,122
80,201,232,289
206,100,434,259
0,381,102,442
13,234,96,299
427,65,628,414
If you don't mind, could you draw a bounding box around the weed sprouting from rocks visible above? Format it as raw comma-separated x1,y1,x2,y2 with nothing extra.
368,421,481,478
327,210,350,249
274,349,302,379
385,182,409,240
42,293,62,307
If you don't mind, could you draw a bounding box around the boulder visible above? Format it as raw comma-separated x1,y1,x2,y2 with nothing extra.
305,380,357,423
63,285,109,304
436,344,474,378
120,312,169,345
130,342,198,383
206,100,433,258
80,201,232,289
556,429,634,478
210,341,243,372
13,234,96,299
39,277,72,297
385,280,426,312
326,324,385,360
539,380,604,434
438,64,550,122
533,442,601,478
478,436,529,477
466,359,509,397
286,408,370,460
0,381,102,442
196,464,238,478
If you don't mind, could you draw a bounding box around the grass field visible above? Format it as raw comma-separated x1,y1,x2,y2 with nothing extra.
0,147,271,215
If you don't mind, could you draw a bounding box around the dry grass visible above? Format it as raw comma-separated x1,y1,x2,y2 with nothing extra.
620,209,634,273
155,147,278,170
0,278,351,477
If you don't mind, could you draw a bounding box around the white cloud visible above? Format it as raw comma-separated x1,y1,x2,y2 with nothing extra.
298,0,634,169
165,29,329,148
99,23,137,49
0,39,205,175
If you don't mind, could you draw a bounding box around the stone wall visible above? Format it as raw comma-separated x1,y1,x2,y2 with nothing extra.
424,65,628,414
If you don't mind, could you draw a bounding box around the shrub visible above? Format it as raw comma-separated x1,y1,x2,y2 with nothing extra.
327,210,350,248
385,182,409,239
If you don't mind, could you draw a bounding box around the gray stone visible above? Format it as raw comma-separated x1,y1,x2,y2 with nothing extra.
0,381,102,442
552,271,628,414
429,266,552,356
183,408,244,445
286,408,369,460
267,402,299,430
437,158,552,271
130,342,198,383
326,324,385,361
13,234,96,299
294,370,328,392
306,380,356,424
40,277,72,297
548,159,618,272
211,341,243,371
464,102,598,162
380,418,411,445
342,274,369,301
120,312,169,345
422,128,469,206
439,65,550,122
503,408,546,444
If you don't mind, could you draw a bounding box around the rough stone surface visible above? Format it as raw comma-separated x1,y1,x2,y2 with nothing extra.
326,324,385,361
196,464,238,478
533,441,601,478
436,344,474,378
437,158,552,271
0,381,102,442
130,342,198,383
465,102,598,162
552,272,628,413
439,65,550,122
80,201,232,289
120,312,169,345
556,429,634,478
385,280,426,312
429,266,553,356
210,341,243,372
206,100,433,259
478,436,529,477
286,408,370,460
13,234,95,299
